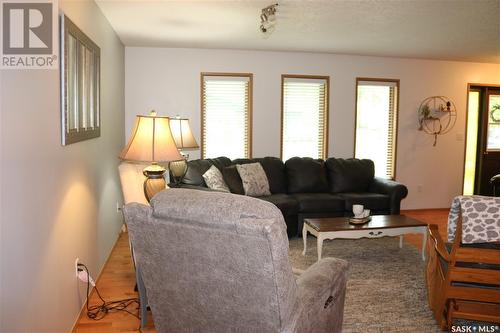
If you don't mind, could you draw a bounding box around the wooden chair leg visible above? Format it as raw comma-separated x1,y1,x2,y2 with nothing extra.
446,299,457,331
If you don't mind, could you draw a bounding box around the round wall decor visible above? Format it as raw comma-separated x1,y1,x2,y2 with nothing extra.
418,96,457,146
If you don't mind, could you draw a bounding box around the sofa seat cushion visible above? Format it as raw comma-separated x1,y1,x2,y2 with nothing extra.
292,193,344,213
258,194,299,216
339,192,390,211
285,157,329,194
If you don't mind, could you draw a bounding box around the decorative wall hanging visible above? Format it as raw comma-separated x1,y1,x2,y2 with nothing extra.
418,96,457,146
60,14,101,146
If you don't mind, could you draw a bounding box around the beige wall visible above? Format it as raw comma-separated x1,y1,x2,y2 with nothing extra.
0,1,125,332
125,47,500,209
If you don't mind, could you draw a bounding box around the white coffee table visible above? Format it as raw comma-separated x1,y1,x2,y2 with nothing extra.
302,215,428,261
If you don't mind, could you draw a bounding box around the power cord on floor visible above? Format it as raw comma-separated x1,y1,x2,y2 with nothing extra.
78,263,141,321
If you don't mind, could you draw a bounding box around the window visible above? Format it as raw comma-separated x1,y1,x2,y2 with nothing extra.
201,73,252,159
355,78,399,179
281,75,329,161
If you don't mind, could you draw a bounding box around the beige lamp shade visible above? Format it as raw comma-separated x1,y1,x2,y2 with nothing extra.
120,114,182,162
169,118,199,150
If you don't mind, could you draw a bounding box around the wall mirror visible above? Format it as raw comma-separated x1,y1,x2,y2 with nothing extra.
60,14,100,145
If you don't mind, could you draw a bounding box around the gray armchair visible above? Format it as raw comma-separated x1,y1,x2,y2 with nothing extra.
124,189,349,333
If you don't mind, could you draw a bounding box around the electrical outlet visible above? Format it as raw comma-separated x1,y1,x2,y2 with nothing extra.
75,257,80,278
116,201,122,213
76,265,96,286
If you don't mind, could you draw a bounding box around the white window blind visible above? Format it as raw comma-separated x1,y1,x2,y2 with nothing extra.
355,79,398,179
281,76,328,161
201,74,252,159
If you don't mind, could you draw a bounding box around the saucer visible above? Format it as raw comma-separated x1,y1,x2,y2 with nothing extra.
349,216,372,225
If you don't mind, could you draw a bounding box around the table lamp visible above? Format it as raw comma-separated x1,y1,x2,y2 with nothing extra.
119,111,182,202
169,116,199,184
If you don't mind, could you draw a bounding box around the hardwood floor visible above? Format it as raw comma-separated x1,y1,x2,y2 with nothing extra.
72,209,449,333
402,208,449,248
72,233,156,333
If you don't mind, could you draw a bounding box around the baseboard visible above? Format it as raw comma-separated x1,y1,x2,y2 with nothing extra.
70,228,124,333
402,208,450,213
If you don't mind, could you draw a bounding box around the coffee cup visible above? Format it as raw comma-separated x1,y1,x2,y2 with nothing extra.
353,204,364,217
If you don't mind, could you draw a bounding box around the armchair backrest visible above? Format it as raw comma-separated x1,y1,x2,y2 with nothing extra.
447,195,500,244
123,189,300,333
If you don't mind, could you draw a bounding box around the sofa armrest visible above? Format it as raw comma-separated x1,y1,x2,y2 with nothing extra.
490,174,500,185
369,177,408,214
297,257,348,305
296,258,349,333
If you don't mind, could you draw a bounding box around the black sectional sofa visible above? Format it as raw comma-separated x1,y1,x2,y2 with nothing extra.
174,156,408,237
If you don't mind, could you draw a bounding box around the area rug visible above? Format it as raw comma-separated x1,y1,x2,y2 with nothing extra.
288,236,441,332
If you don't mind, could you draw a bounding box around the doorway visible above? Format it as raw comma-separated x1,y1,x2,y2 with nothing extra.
463,84,500,196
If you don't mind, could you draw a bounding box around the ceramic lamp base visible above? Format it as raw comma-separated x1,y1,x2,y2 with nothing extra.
169,159,188,185
143,163,166,202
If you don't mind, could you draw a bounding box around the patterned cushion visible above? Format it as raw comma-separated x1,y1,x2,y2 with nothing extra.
236,163,271,197
448,195,500,244
202,165,230,192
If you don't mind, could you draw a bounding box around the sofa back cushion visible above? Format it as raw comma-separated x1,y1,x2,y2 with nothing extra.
326,158,374,193
183,157,232,186
233,157,287,194
222,165,245,194
285,157,329,193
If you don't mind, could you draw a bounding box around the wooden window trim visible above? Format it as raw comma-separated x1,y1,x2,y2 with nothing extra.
280,74,330,160
354,77,400,180
200,72,253,159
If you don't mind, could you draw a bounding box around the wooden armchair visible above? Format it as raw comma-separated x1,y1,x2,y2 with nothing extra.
426,215,500,330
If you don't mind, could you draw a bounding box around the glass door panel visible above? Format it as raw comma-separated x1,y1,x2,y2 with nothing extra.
487,94,500,151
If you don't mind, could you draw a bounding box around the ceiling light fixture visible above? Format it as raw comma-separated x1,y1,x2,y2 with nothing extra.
260,3,278,35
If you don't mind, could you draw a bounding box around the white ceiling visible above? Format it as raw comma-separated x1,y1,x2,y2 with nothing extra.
96,0,500,63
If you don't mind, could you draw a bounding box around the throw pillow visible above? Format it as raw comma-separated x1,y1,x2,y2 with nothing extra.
236,163,271,197
202,165,230,192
